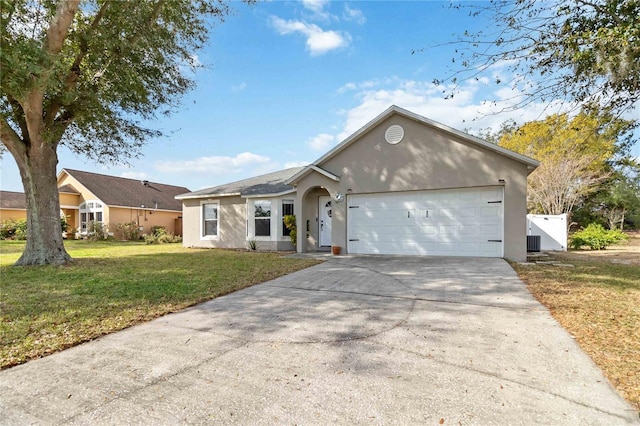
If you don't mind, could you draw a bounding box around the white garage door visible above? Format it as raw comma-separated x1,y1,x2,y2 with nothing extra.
347,187,503,257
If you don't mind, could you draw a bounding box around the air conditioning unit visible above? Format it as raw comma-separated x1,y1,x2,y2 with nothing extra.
527,235,541,252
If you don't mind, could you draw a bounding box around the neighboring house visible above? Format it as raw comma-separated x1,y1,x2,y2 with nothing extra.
0,191,27,221
1,169,189,237
58,169,189,237
177,106,539,261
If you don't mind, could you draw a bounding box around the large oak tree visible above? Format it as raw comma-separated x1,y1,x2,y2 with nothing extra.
1,0,238,265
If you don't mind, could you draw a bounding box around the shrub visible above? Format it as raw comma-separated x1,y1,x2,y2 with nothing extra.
144,226,182,244
570,223,628,250
86,221,109,241
115,222,142,241
0,218,27,240
283,214,297,247
248,239,258,251
1,216,68,240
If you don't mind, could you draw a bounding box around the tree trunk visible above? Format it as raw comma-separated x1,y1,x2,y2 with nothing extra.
14,142,72,266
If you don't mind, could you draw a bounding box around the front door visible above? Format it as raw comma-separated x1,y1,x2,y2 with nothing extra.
319,196,332,247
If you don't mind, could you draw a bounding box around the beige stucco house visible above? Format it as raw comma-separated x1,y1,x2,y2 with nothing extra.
177,106,539,261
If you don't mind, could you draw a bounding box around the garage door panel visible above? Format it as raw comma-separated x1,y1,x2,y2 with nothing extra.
347,187,503,257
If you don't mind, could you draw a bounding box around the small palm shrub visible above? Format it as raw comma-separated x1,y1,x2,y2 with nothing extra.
570,223,628,250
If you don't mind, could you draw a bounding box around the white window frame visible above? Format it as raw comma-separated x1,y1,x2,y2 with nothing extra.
253,199,272,239
200,200,220,240
79,200,104,234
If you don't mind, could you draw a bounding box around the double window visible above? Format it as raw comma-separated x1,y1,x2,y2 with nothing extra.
202,202,219,238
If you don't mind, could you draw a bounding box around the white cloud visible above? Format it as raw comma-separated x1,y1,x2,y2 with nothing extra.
121,171,149,181
156,152,275,175
335,78,570,142
307,133,336,152
343,5,366,25
301,0,330,15
337,82,356,93
270,16,350,56
284,161,310,168
232,82,247,92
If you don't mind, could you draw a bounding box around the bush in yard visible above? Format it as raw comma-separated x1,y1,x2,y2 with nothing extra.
570,223,628,250
86,221,110,241
1,217,68,240
144,226,182,244
0,219,27,240
113,222,142,241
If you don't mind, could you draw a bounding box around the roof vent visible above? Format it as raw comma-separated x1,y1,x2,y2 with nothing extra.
142,180,149,186
385,125,404,145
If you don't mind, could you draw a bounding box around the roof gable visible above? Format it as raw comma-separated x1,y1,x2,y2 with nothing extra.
289,106,538,185
59,169,189,211
177,167,303,200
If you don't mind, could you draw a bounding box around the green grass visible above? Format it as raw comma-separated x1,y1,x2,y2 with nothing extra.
0,240,321,369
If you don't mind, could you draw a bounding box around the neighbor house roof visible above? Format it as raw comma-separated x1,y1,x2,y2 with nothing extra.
58,185,80,194
0,191,27,210
176,167,304,200
60,169,189,212
287,105,540,185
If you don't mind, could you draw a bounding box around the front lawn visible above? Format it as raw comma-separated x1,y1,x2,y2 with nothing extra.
0,240,320,369
511,233,640,411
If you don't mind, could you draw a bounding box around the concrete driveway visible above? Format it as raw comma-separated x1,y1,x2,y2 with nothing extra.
1,256,637,425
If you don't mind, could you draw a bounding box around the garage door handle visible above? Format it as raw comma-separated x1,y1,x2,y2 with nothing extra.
488,239,502,242
349,239,359,242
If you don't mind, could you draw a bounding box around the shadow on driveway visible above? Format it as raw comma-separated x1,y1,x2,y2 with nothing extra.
1,256,637,425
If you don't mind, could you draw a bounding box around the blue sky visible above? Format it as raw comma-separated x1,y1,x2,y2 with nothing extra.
1,0,638,192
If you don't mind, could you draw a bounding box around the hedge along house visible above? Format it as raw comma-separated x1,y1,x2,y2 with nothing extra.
56,169,189,237
178,106,539,261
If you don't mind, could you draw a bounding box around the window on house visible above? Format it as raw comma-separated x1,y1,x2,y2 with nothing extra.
282,199,294,237
254,200,271,236
79,200,103,233
203,203,218,237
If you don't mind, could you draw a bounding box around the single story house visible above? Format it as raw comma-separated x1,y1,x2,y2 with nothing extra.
1,169,189,238
176,106,539,261
57,169,189,237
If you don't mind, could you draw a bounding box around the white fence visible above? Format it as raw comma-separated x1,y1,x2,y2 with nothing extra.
526,214,568,251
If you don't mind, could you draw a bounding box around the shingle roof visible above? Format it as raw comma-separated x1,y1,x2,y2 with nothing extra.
176,167,304,199
62,169,189,212
0,191,27,210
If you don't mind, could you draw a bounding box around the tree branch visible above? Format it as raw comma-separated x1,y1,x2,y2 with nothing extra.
6,94,30,144
0,115,26,159
45,1,109,126
43,0,81,56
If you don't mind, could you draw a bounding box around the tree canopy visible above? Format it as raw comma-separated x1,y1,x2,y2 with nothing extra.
431,0,640,114
0,0,241,265
497,111,636,215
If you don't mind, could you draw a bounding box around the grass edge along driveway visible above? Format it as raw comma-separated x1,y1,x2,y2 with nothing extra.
0,240,321,369
511,245,640,412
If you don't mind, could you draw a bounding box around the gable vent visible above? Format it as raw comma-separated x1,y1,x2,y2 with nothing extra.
385,125,404,144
